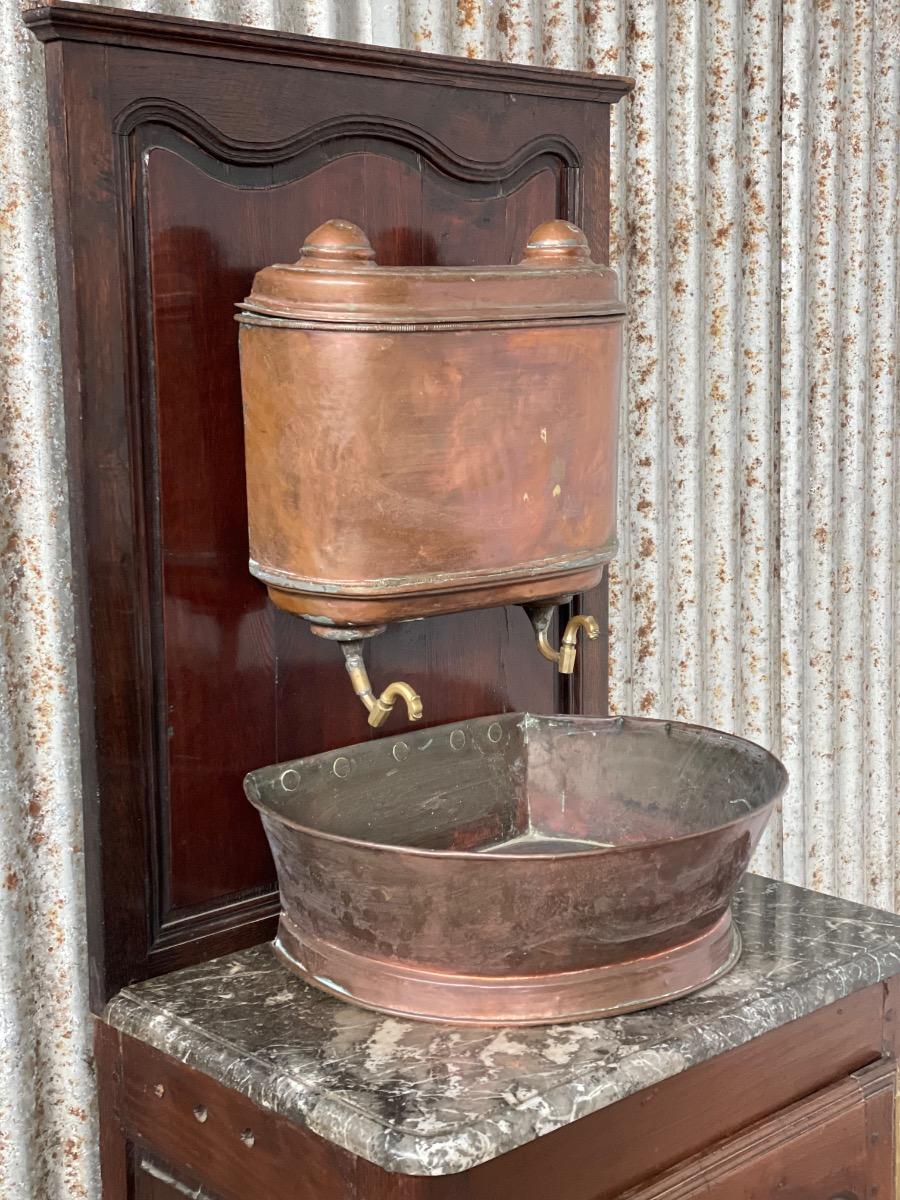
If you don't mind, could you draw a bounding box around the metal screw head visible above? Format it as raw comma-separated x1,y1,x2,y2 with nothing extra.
487,722,503,743
280,769,300,792
450,729,466,750
332,756,351,779
392,741,409,762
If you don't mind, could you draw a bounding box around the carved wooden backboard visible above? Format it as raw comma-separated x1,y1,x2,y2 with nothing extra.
28,1,630,1006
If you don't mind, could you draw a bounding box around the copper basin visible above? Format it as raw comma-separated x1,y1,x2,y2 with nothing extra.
244,714,787,1026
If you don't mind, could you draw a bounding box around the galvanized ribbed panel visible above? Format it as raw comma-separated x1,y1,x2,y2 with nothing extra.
0,1,897,1194
0,5,94,1197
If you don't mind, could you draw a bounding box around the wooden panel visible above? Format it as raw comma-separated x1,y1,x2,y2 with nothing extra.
28,2,628,1003
143,135,571,920
96,1020,132,1200
146,141,568,915
620,1057,896,1199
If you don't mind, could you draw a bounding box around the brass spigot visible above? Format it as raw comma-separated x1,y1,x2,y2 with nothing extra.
558,614,600,673
525,604,599,675
341,642,423,728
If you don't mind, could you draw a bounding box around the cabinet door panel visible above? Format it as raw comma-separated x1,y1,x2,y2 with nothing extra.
624,1058,895,1200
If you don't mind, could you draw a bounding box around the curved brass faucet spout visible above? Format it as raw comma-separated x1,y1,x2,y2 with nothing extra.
370,681,424,727
341,642,424,728
558,614,600,674
524,604,600,675
528,604,563,665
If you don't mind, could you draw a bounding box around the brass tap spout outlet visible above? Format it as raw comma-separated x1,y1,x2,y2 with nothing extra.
558,614,600,674
341,642,423,728
525,604,600,675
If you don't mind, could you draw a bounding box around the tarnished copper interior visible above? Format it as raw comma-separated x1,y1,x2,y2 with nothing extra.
245,714,786,1025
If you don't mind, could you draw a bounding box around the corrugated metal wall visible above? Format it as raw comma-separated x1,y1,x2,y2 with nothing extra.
0,0,896,1195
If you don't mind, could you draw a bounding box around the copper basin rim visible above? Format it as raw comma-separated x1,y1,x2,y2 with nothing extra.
244,713,788,1025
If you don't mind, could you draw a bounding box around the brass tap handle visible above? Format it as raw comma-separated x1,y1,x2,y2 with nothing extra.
341,642,423,728
524,604,599,675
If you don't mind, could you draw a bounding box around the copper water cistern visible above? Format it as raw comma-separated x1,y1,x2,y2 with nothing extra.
237,218,624,725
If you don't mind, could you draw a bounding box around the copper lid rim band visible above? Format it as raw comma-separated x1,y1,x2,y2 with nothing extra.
236,307,625,330
248,545,616,598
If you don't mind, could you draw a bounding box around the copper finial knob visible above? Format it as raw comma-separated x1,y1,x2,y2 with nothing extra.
521,219,592,264
299,219,376,264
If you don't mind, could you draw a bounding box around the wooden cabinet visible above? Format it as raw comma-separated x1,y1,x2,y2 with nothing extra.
115,1063,899,1200
95,980,898,1200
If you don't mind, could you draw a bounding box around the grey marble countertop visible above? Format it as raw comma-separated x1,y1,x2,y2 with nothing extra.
106,875,900,1176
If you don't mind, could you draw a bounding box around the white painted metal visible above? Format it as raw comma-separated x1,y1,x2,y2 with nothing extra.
0,6,96,1197
0,0,896,1195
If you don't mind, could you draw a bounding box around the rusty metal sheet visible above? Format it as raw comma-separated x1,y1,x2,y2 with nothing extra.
0,4,95,1197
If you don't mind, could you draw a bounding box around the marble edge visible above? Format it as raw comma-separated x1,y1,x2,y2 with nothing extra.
104,937,900,1176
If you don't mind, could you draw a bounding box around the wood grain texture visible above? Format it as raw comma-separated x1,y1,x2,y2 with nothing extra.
95,1022,132,1199
27,0,632,103
618,1057,896,1199
27,3,625,1004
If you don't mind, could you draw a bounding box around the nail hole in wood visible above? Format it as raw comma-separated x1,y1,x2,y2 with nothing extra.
240,1129,255,1148
193,1105,208,1123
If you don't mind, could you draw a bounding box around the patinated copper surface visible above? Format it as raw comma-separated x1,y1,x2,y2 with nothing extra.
237,220,623,628
245,714,786,1025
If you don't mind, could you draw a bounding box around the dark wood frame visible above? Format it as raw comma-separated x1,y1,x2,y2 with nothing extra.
26,0,631,1008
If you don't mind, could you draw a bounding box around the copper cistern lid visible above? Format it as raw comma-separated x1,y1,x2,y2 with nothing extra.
238,217,624,325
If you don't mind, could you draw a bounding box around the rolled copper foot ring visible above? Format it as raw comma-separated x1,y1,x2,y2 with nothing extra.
273,909,741,1027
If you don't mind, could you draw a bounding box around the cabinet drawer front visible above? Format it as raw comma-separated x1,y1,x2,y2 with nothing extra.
625,1058,896,1200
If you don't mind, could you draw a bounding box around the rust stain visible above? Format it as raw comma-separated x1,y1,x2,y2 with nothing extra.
456,0,478,30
